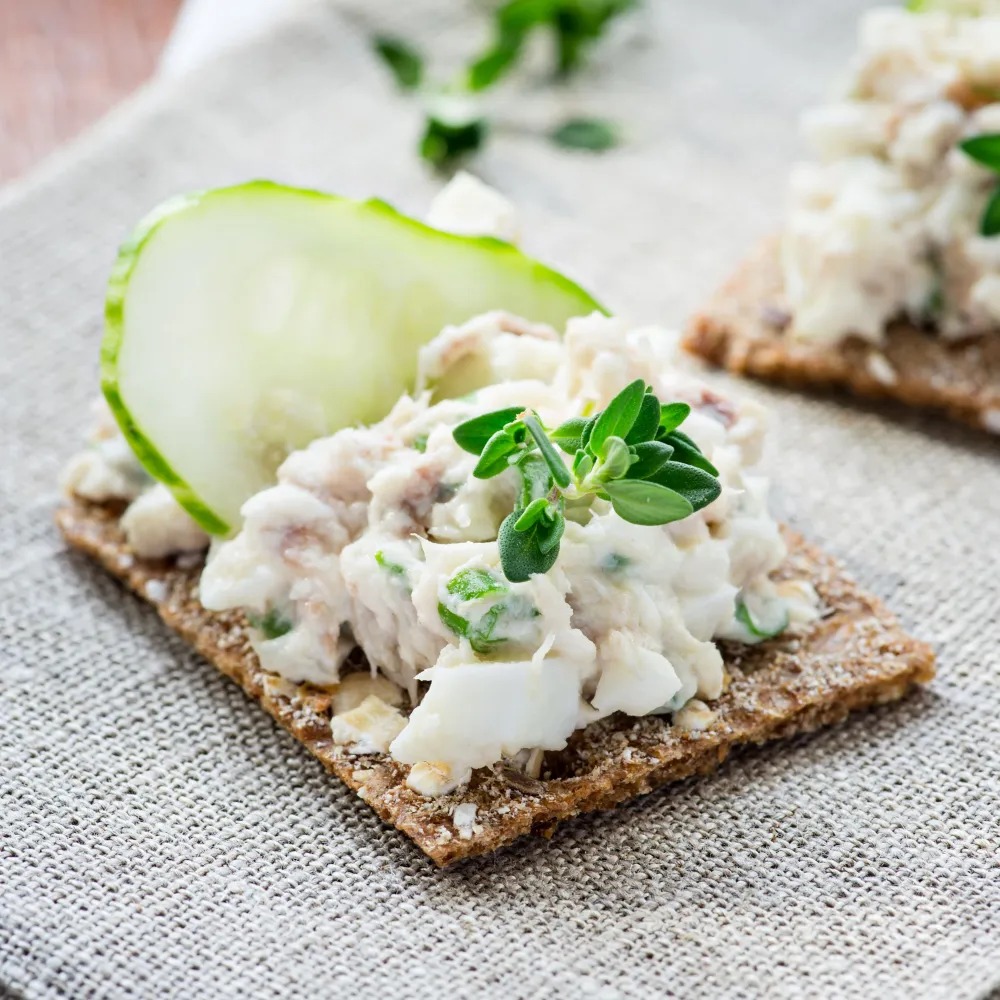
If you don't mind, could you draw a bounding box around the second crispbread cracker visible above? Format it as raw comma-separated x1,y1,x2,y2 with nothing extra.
684,237,1000,433
56,498,935,867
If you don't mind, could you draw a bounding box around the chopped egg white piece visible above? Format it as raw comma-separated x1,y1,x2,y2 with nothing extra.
426,171,521,243
406,761,472,797
331,695,407,755
674,699,718,733
590,631,685,718
332,672,406,716
452,802,479,840
391,653,585,774
121,484,209,559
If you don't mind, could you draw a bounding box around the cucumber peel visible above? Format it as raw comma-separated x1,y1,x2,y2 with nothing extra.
101,181,603,534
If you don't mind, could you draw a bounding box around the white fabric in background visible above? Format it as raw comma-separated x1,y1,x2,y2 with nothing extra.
160,0,303,76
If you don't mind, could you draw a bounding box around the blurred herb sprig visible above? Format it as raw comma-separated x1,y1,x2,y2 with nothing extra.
373,0,639,171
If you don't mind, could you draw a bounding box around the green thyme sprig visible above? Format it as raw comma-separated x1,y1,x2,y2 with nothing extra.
468,0,639,91
452,380,721,582
374,36,424,91
246,607,293,640
372,1,637,170
960,133,1000,237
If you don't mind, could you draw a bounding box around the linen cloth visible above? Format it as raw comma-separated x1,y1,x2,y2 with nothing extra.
1,2,998,998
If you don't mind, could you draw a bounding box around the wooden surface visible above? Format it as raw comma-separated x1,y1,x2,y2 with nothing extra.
0,0,183,184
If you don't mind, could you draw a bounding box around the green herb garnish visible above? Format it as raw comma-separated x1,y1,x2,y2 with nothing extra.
247,608,293,640
922,249,946,322
446,567,508,601
375,551,408,578
925,280,945,320
601,552,630,572
980,185,1000,238
960,133,1000,237
438,567,514,652
438,602,507,654
373,36,424,91
471,0,638,86
550,117,619,151
552,0,638,76
420,113,489,171
412,433,429,453
372,2,637,170
452,381,721,582
453,406,526,454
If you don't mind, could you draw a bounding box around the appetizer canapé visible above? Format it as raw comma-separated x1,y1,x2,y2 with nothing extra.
59,175,933,864
687,3,1000,430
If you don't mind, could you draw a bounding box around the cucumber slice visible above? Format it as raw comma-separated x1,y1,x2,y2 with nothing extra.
905,0,987,11
102,182,603,534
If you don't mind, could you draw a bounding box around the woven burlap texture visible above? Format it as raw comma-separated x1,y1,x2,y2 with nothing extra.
1,2,997,998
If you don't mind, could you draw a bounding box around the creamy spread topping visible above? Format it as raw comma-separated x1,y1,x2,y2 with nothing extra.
198,310,807,784
64,175,818,795
782,5,1000,344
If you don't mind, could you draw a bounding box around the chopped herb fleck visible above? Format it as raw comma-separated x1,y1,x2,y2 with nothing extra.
420,114,488,171
375,551,408,578
925,279,945,321
375,0,637,167
550,117,619,152
438,601,507,654
435,482,460,504
373,36,424,91
446,567,508,601
601,552,631,572
247,607,293,640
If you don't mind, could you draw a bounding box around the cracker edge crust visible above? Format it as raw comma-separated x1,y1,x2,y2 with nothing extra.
55,499,935,867
683,237,1000,433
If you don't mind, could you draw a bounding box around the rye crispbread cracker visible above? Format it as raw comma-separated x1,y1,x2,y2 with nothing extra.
684,237,1000,433
56,498,934,867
